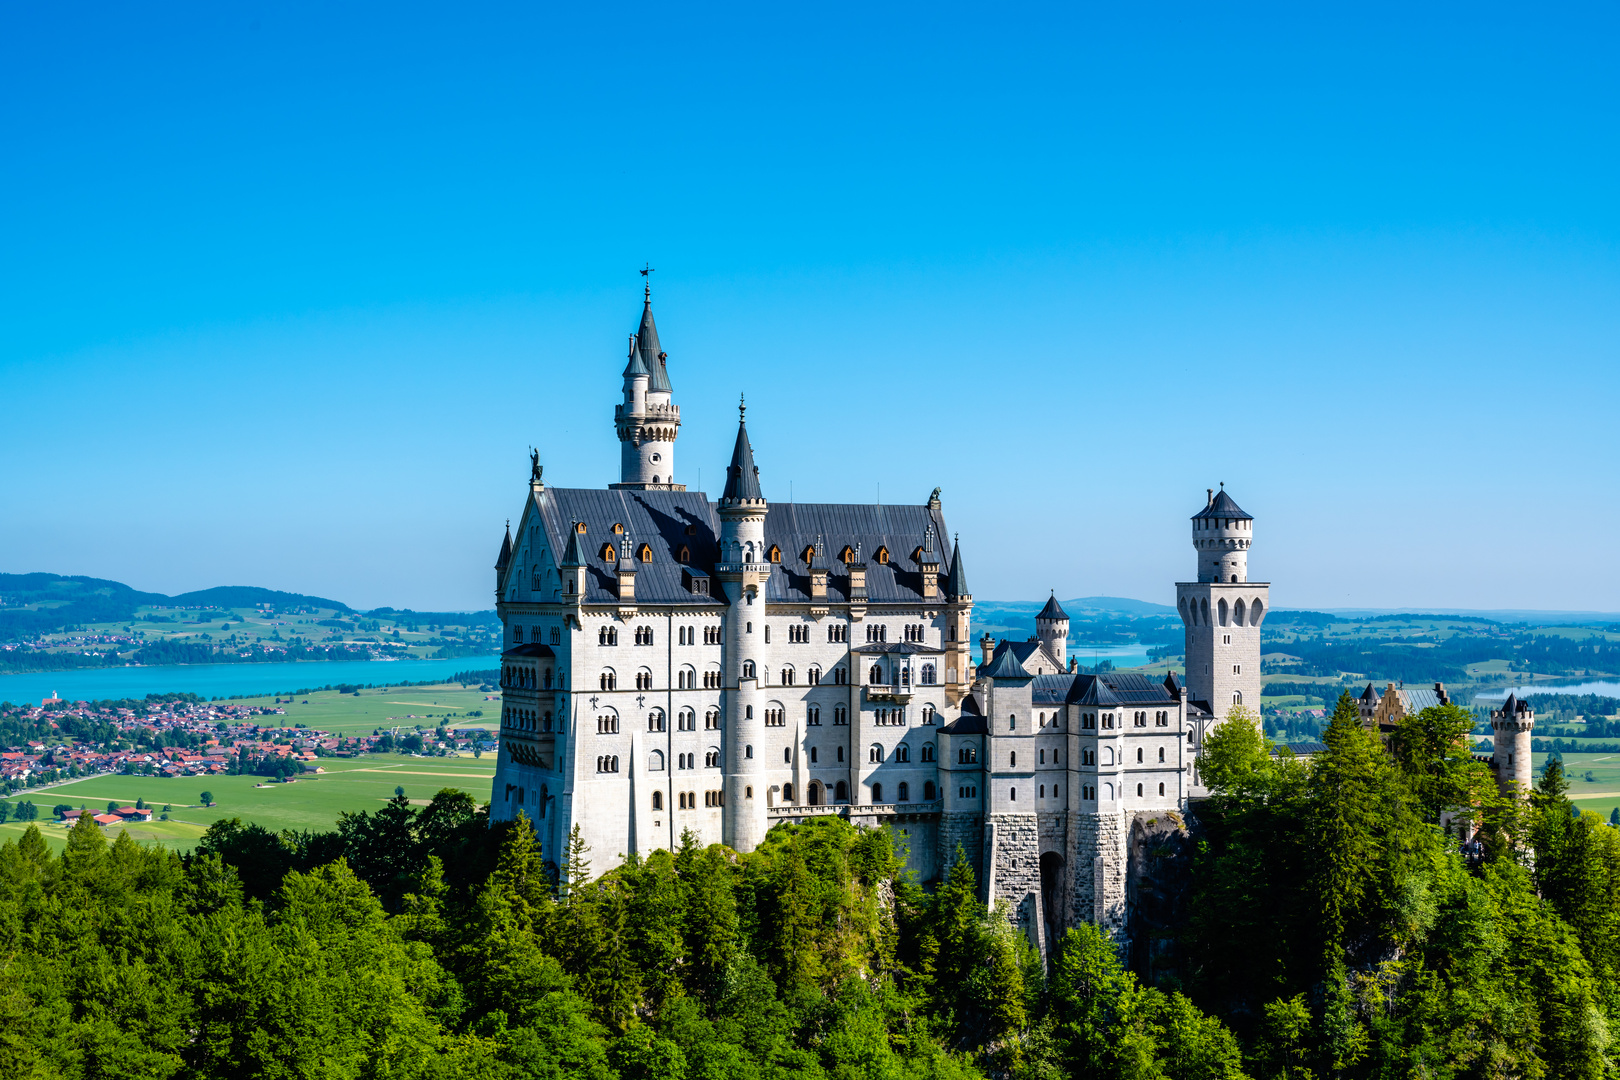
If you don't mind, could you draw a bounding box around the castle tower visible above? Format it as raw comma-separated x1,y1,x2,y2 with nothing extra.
612,284,683,490
944,534,973,699
1176,486,1268,726
1035,593,1069,669
1491,694,1535,797
717,398,771,852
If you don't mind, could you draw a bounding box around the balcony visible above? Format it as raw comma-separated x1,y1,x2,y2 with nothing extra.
864,684,913,704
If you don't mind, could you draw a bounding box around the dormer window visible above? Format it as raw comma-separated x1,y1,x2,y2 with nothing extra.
767,545,782,563
677,546,690,564
801,545,816,565
575,522,587,534
637,543,653,562
874,546,889,564
685,523,698,535
599,543,616,562
839,546,855,564
911,546,924,562
611,522,624,535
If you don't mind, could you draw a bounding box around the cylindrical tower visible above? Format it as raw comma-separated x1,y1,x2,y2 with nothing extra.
718,400,770,852
1193,485,1253,583
1035,592,1069,669
613,288,683,490
1491,694,1535,797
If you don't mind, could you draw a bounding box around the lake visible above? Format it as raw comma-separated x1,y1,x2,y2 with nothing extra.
1473,680,1620,703
0,655,502,706
1070,643,1154,669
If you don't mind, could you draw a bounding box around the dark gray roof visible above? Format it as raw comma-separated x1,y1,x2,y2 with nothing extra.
852,642,944,655
944,534,969,598
1360,683,1380,703
722,419,764,502
980,647,1033,681
503,643,557,659
1163,671,1182,697
496,526,512,570
1037,593,1068,622
534,488,725,607
622,334,651,379
938,711,988,735
1192,487,1252,521
1073,677,1120,707
762,501,951,605
636,300,672,393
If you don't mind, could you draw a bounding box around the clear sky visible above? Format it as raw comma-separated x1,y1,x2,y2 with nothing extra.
3,3,1617,613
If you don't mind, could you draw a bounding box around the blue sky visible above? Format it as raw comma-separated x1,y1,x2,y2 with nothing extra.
3,3,1617,613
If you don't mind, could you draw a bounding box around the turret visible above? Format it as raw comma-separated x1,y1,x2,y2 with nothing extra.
717,397,770,852
944,533,973,694
1035,592,1069,669
1192,484,1253,583
1491,694,1535,798
495,521,512,599
613,283,682,490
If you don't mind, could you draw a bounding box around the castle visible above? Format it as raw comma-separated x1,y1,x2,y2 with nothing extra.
488,288,1269,951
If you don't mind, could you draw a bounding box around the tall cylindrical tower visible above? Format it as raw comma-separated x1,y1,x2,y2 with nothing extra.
1035,593,1069,669
1491,694,1535,797
613,287,683,490
718,400,770,852
1194,485,1253,583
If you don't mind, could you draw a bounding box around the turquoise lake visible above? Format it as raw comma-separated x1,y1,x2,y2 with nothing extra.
0,655,502,706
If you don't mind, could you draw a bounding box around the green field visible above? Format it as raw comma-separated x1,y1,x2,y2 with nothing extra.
231,681,500,735
0,752,496,853
1544,752,1620,820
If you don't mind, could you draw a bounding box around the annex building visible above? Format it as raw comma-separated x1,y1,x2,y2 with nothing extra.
488,288,1270,953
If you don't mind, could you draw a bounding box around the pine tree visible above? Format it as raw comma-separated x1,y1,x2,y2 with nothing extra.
560,823,592,900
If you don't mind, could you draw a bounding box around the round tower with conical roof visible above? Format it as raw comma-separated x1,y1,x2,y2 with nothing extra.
717,398,771,853
613,284,683,490
1035,593,1069,670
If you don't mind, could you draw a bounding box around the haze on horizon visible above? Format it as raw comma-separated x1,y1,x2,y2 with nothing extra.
2,4,1617,614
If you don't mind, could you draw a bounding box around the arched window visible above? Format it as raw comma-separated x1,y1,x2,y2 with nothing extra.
869,744,883,763
650,750,665,771
1158,747,1165,762
1232,690,1243,705
1010,751,1017,768
782,783,793,802
896,744,909,762
874,546,889,564
1234,598,1246,626
652,791,663,811
871,782,883,802
923,781,935,800
921,742,935,762
869,664,883,683
808,666,821,685
648,710,665,732
1137,783,1144,797
783,747,791,763
766,545,781,563
705,749,720,768
600,669,616,690
1158,782,1165,796
897,782,909,802
835,780,849,802
742,660,756,680
922,704,936,725
1218,598,1229,626
600,543,616,562
781,666,795,686
638,543,653,562
839,546,855,564
705,708,720,729
636,668,653,690
920,663,936,685
1251,598,1265,624
808,781,823,806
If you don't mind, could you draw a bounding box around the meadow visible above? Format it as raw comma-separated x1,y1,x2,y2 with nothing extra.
232,681,500,735
0,752,497,853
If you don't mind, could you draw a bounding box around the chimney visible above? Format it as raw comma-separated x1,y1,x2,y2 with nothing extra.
1207,488,1215,508
615,537,638,605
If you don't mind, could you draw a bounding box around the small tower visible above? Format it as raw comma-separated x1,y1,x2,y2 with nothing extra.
717,397,770,853
1176,486,1268,739
494,521,513,602
612,284,683,490
944,533,973,698
1035,592,1069,670
1491,694,1535,798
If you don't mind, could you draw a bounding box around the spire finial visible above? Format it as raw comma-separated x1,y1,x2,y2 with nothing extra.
640,262,655,302
739,393,746,423
1220,480,1224,489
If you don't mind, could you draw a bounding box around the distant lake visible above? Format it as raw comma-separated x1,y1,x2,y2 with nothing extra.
1071,643,1153,669
1474,680,1620,703
0,655,502,706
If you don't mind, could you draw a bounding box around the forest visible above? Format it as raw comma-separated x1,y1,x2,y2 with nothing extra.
3,692,1620,1078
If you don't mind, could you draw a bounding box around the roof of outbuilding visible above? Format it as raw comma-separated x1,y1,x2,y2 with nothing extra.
1192,487,1253,521
1037,593,1068,621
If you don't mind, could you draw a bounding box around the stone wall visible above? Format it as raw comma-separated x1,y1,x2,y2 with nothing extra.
1125,809,1195,986
939,812,983,882
1065,810,1128,941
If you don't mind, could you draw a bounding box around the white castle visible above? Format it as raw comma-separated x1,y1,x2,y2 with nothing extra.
489,288,1269,950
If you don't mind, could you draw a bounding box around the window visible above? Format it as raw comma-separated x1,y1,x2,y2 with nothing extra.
869,744,882,763
1158,747,1165,762
921,663,936,685
704,626,721,645
810,747,818,763
706,709,720,730
839,546,855,564
598,627,618,646
595,755,620,773
705,750,720,768
600,543,617,562
634,626,654,645
611,522,624,534
1039,749,1045,764
767,545,781,563
550,627,560,645
898,782,909,802
837,746,845,762
1009,751,1016,767
828,624,847,643
958,786,978,799
1156,711,1168,727
764,626,770,643
512,625,521,644
596,713,619,734
958,746,978,764
1009,787,1016,801
1009,714,1016,731
1083,785,1094,800
677,709,694,731
808,705,821,726
922,704,936,725
652,791,663,810
1137,783,1144,797
637,543,653,562
1233,664,1242,675
834,666,848,685
924,781,935,800
921,742,935,762
1158,782,1165,796
678,666,694,689
1222,634,1231,645
648,710,665,732
704,669,721,689
765,708,785,727
1103,713,1114,729
782,783,793,802
745,745,753,759
678,753,692,769
896,744,909,762
1136,748,1143,763
871,783,883,802
782,747,792,764
781,666,795,686
1232,691,1243,705
742,660,756,680
874,546,889,564
834,705,848,726
788,625,808,643
869,664,883,683
808,666,821,684
1083,712,1095,729
650,750,665,771
835,781,849,802
636,669,653,690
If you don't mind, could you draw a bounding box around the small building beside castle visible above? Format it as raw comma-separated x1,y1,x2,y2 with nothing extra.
488,288,1268,952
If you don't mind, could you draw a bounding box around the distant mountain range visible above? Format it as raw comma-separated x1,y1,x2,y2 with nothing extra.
0,573,492,640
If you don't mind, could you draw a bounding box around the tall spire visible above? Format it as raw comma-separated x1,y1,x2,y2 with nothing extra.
638,292,671,393
495,521,512,570
944,533,969,598
722,395,764,502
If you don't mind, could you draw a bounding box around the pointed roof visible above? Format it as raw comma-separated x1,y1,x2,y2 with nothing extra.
1037,593,1068,622
1192,486,1252,521
944,534,969,598
622,332,651,379
980,645,1033,681
1162,671,1182,697
637,300,673,393
495,524,512,570
1360,683,1380,703
721,406,764,502
560,522,584,567
1074,677,1121,707
1501,693,1520,714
